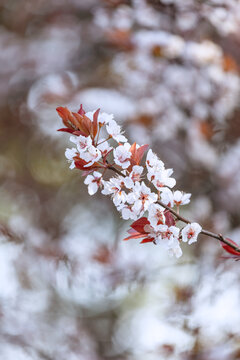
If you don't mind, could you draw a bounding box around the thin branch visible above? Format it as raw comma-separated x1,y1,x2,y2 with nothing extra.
108,164,240,254
157,199,240,253
107,164,124,177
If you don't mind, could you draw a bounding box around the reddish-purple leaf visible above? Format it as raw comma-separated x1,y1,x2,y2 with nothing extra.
78,104,85,115
123,233,147,241
130,217,149,233
129,142,137,156
222,238,240,256
135,144,149,164
57,107,79,130
140,237,154,244
164,210,176,226
57,128,75,134
92,108,100,139
72,130,88,137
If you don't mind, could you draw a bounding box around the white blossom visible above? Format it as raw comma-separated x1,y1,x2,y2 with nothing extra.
70,135,92,153
80,145,101,167
156,225,180,244
106,119,128,143
128,182,158,213
124,165,144,189
161,189,191,207
150,224,181,257
181,223,202,244
117,203,138,220
97,140,112,156
85,110,113,125
98,112,114,125
168,237,183,258
65,148,77,169
152,169,176,190
84,171,103,195
160,188,174,207
102,176,127,206
113,143,132,169
146,149,165,181
146,149,164,169
147,203,165,229
173,190,191,206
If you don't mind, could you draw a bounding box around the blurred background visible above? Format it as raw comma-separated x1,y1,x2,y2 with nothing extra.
0,0,240,359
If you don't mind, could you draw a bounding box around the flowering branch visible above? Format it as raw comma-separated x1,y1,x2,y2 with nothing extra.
157,200,240,253
57,105,240,259
108,163,240,254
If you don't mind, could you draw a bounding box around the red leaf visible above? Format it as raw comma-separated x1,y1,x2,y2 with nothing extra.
164,210,176,226
74,158,88,170
128,143,148,171
92,108,100,139
135,144,149,164
222,238,240,256
78,104,85,115
130,217,149,233
57,128,75,134
140,237,154,244
56,107,78,130
129,142,137,157
72,112,91,136
128,142,137,169
72,130,88,137
75,161,102,171
123,233,147,241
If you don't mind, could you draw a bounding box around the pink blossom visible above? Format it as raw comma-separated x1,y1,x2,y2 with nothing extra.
106,119,127,143
181,223,202,244
80,145,102,167
84,171,103,195
65,148,77,169
113,143,131,169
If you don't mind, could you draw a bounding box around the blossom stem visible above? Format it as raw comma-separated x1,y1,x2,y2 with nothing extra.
108,164,124,177
109,164,240,254
97,136,111,146
96,124,102,145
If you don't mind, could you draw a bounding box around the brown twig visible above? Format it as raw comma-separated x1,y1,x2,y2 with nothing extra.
157,200,240,253
107,164,124,177
108,164,240,254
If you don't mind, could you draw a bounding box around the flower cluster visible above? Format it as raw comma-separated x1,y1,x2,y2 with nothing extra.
57,105,204,258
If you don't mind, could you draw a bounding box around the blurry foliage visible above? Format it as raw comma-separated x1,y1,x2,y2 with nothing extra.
0,0,240,359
